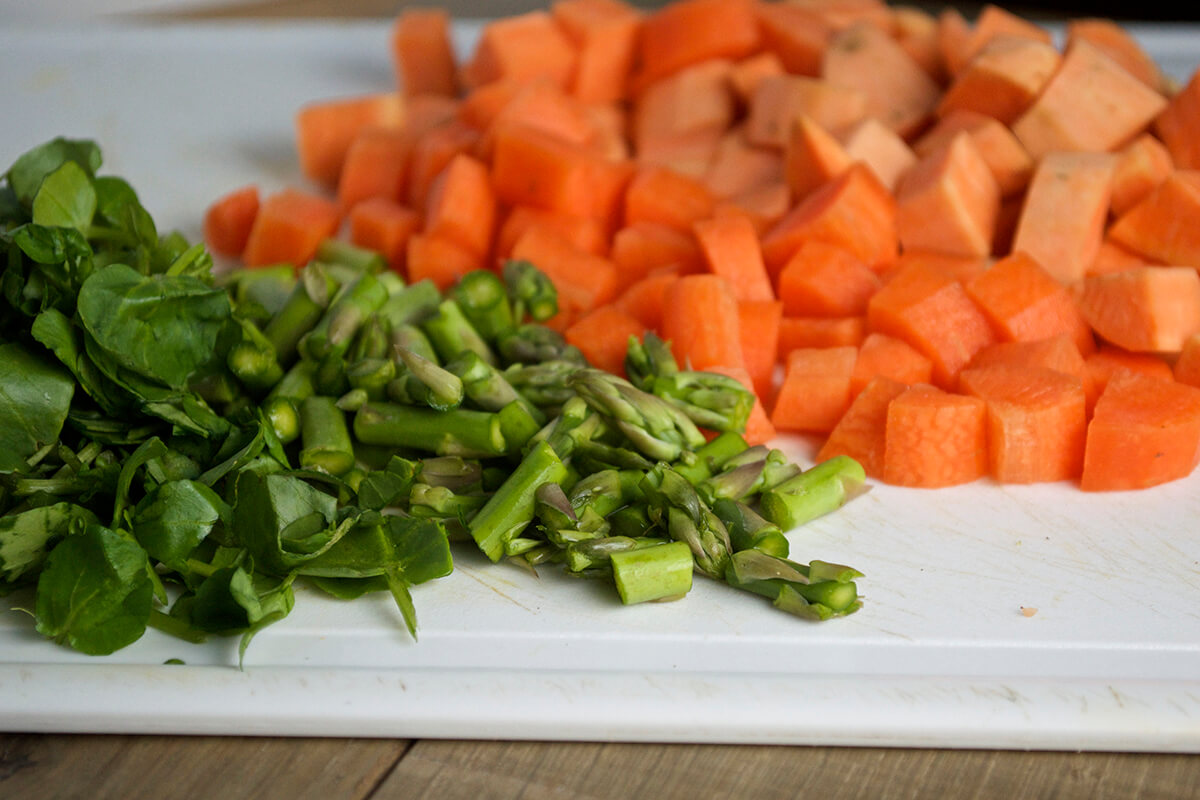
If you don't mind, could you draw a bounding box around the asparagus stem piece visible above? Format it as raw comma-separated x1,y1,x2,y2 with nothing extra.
671,431,750,485
497,400,543,451
468,440,569,561
496,324,585,366
349,315,390,362
611,541,694,604
346,356,397,400
300,271,389,363
452,269,516,343
640,466,732,580
418,456,483,492
408,483,488,521
227,317,285,396
447,350,546,423
336,387,369,412
377,278,441,330
725,550,862,619
263,396,301,444
298,396,355,477
502,259,559,322
313,350,349,398
503,359,579,413
221,263,297,318
569,368,706,462
607,504,656,539
265,359,317,403
390,323,440,364
711,497,789,558
393,347,465,411
353,401,508,458
422,298,498,365
563,535,667,574
315,237,386,275
758,455,868,531
567,469,629,520
624,331,680,391
651,370,755,434
263,263,338,366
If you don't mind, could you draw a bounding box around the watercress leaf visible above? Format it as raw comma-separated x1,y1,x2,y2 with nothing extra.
93,175,157,247
112,437,168,527
307,575,388,600
5,223,94,315
0,502,97,583
132,479,229,571
384,567,418,640
32,308,130,416
387,515,453,586
0,185,21,225
0,342,75,474
76,263,231,390
34,524,153,655
295,519,393,579
31,161,96,234
232,470,343,574
6,137,101,208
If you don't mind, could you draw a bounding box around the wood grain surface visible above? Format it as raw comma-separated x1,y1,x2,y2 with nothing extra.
5,3,1198,798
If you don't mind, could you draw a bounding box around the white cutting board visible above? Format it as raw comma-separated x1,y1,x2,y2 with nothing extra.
2,20,1200,750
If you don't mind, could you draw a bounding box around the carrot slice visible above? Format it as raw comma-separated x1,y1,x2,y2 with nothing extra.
295,93,405,187
692,214,775,303
347,197,421,275
564,305,646,376
1073,266,1200,354
866,259,997,389
779,316,866,353
770,346,858,434
958,364,1087,483
895,132,999,259
242,189,341,268
964,251,1096,356
406,233,482,291
736,299,783,400
1011,151,1116,286
1081,371,1200,491
624,166,716,232
203,184,259,259
883,383,987,488
423,153,497,260
851,332,933,397
391,8,459,97
610,221,703,286
659,274,744,370
634,0,760,86
461,11,578,90
336,127,412,213
817,375,909,479
551,0,642,104
777,240,881,318
1108,171,1200,267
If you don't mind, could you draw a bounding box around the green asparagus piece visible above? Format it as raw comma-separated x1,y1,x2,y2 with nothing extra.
496,324,585,366
263,262,339,365
650,370,755,434
298,396,355,477
452,269,516,343
265,359,317,403
503,359,580,413
623,331,679,392
496,400,543,451
354,401,508,458
349,315,390,363
391,347,465,411
502,259,558,322
641,465,732,580
346,357,397,400
336,388,369,412
418,456,483,493
468,440,569,561
758,455,867,531
300,271,389,363
422,298,497,365
611,541,694,604
672,431,750,485
563,535,667,574
377,278,441,330
408,483,488,521
711,498,789,558
227,317,285,396
569,368,706,462
447,350,546,423
315,237,386,275
724,549,862,619
263,396,300,445
390,323,440,364
221,263,296,319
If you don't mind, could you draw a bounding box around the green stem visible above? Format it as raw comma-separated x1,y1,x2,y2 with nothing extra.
468,440,568,561
611,541,694,604
353,401,508,458
299,396,355,477
758,455,867,531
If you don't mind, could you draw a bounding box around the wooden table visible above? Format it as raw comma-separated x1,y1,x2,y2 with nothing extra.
4,2,1199,797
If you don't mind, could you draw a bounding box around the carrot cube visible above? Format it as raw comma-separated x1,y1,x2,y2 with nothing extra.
634,0,760,86
936,35,1060,126
423,153,497,260
737,299,783,400
406,233,481,291
660,274,744,370
461,11,578,90
754,2,831,77
779,316,866,353
610,222,703,286
883,383,987,488
692,214,774,303
783,115,853,202
1085,343,1174,398
614,269,680,331
391,8,459,97
348,197,421,275
294,93,405,188
770,346,858,433
895,132,999,259
336,127,412,214
624,166,716,232
551,0,641,104
1010,151,1115,285
777,240,881,318
242,189,341,268
851,332,933,397
203,184,259,260
564,305,646,376
1081,371,1200,491
838,118,917,194
818,375,909,479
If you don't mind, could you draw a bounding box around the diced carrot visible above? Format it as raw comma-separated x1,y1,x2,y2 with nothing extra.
914,110,1033,198
659,274,744,370
391,8,459,97
335,127,411,213
461,11,578,90
1110,133,1174,218
754,1,832,77
633,59,736,159
242,188,341,268
895,132,999,259
1073,266,1200,354
614,268,680,330
583,102,632,162
1066,17,1165,93
496,206,608,260
635,128,725,179
347,197,421,275
704,365,776,445
1080,370,1200,491
762,163,898,274
937,35,1060,127
817,375,909,479
958,364,1087,483
821,21,941,139
490,121,633,229
964,251,1096,356
509,225,620,317
866,260,997,389
851,332,933,397
564,305,645,376
886,249,988,285
406,232,482,291
624,166,715,232
551,0,641,104
1085,343,1174,397
770,346,858,433
729,52,787,105
778,315,866,353
401,94,462,139
783,115,853,202
883,383,988,487
1154,69,1200,170
958,4,1053,67
891,5,945,84
422,153,497,260
457,79,524,132
716,183,791,236
478,79,604,159
610,221,703,286
404,119,482,212
1108,171,1200,267
777,240,881,318
295,93,405,187
203,184,259,259
1010,151,1115,285
634,0,760,87
745,75,868,150
967,334,1097,412
936,7,974,78
737,299,783,399
1173,333,1200,389
702,127,785,200
1088,238,1156,277
692,214,774,302
1010,39,1168,161
838,118,917,195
